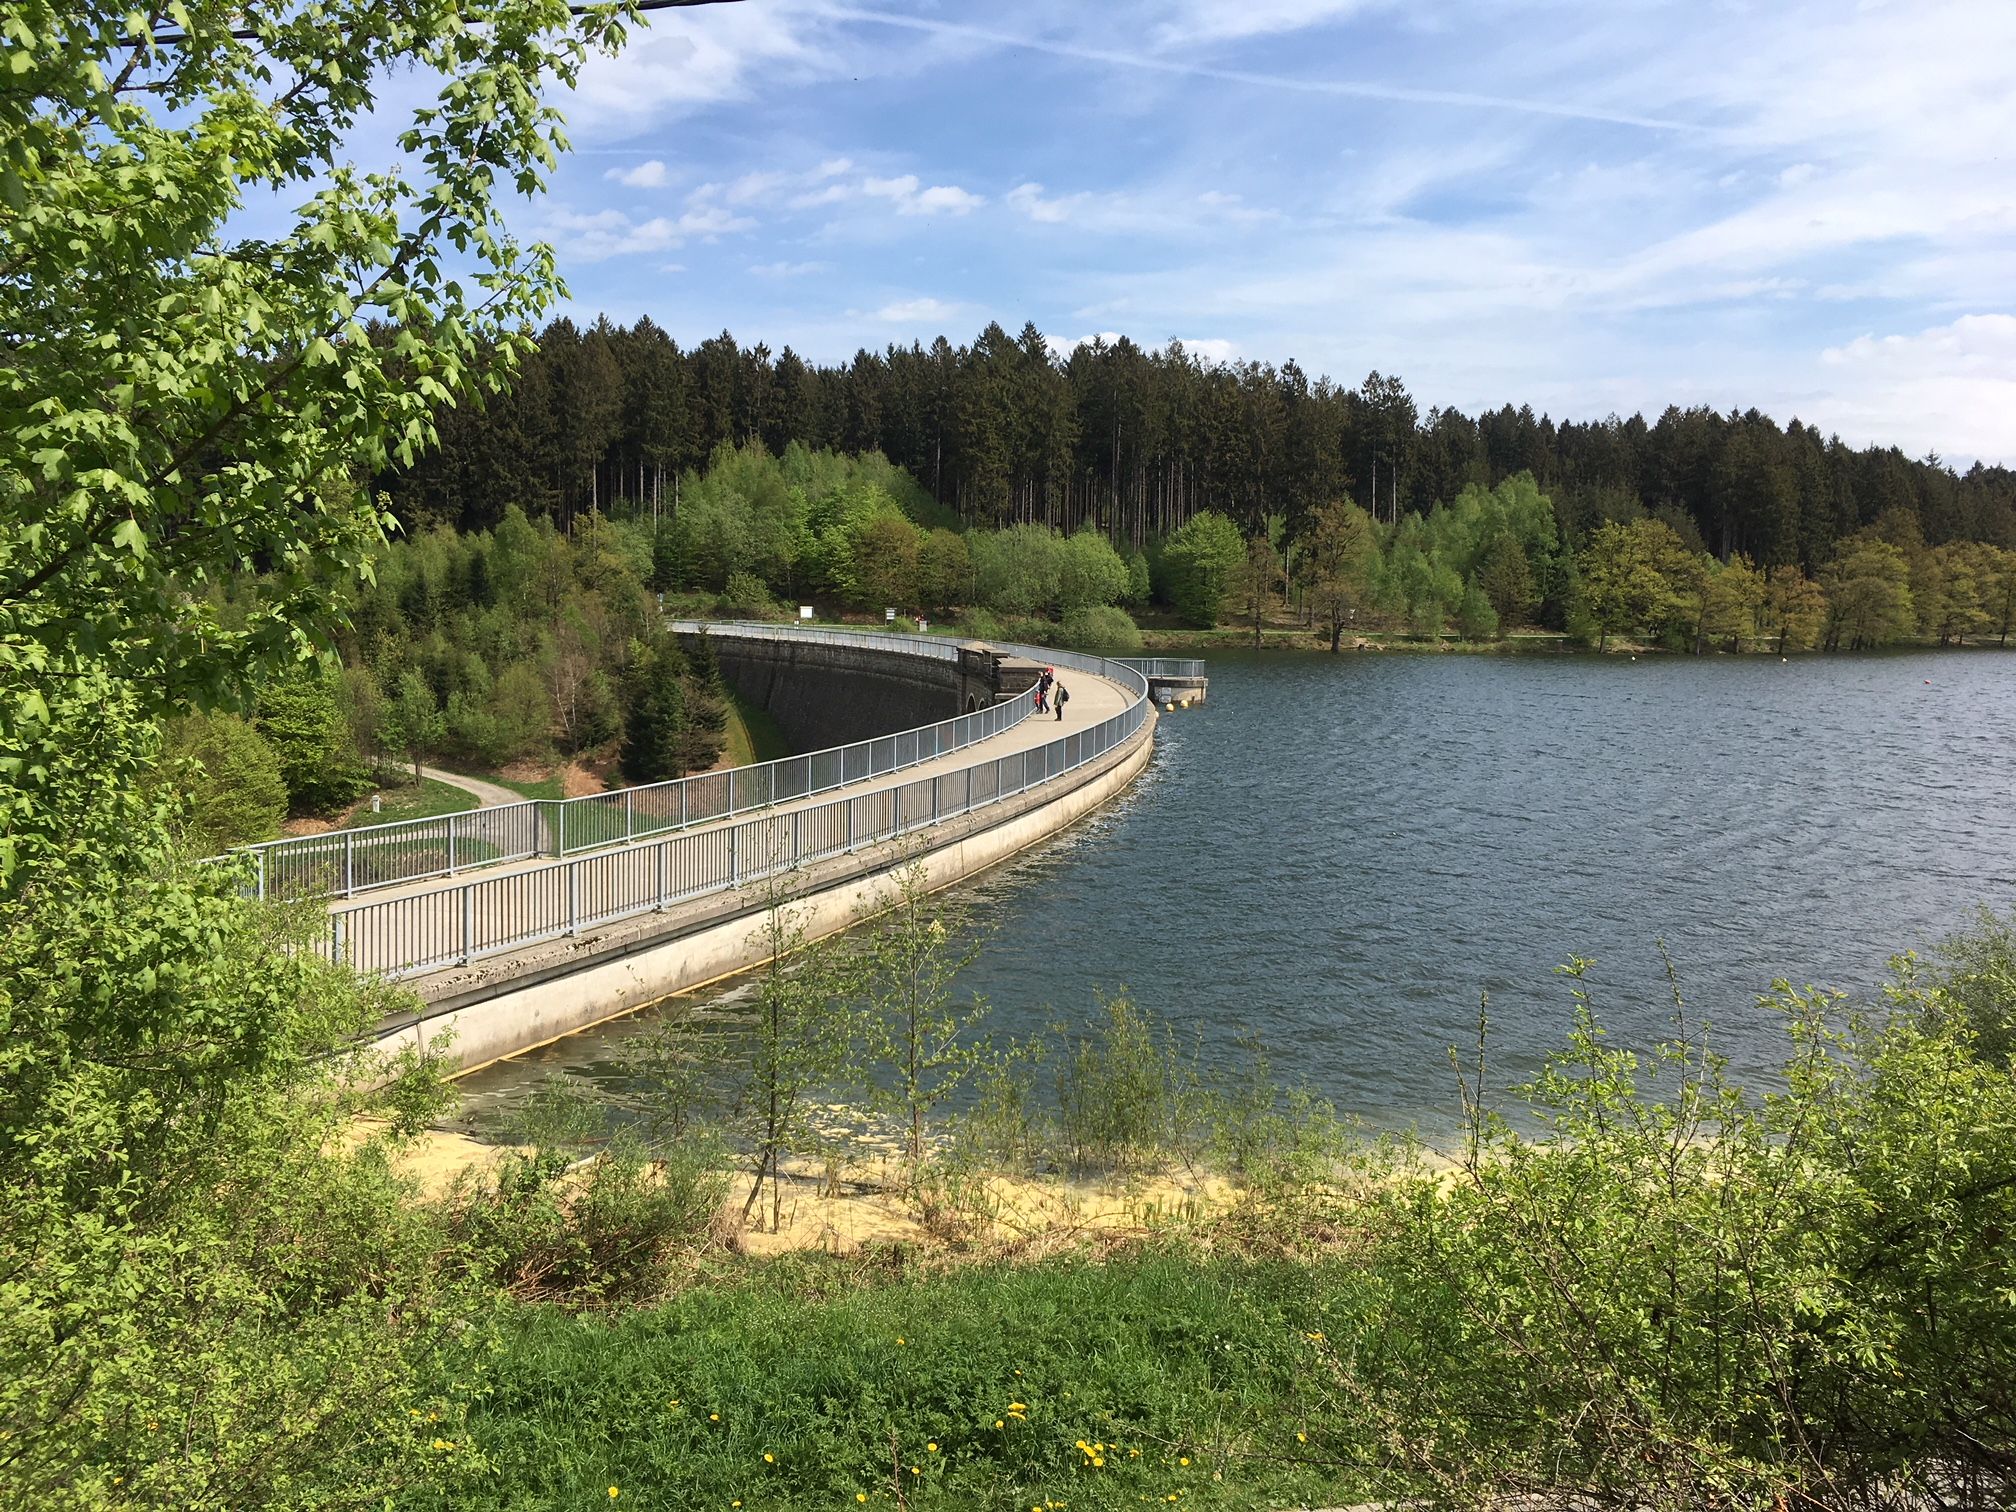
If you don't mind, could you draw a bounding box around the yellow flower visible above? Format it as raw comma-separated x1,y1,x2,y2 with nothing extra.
896,1336,906,1345
994,1419,1005,1429
608,1490,620,1502
1008,1402,1027,1412
710,1413,721,1422
857,1495,868,1504
763,1452,774,1464
1178,1457,1189,1466
926,1443,938,1453
1296,1431,1307,1444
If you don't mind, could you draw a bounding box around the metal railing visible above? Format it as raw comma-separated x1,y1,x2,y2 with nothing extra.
321,635,1152,980
228,626,1026,902
1113,657,1207,679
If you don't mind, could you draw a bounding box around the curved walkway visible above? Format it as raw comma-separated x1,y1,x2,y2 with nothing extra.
347,669,1130,920
327,645,1143,981
419,765,524,810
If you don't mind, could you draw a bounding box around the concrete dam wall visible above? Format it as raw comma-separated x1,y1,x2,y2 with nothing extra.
687,632,1000,751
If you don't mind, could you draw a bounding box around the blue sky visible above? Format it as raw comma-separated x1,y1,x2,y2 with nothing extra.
511,0,2015,464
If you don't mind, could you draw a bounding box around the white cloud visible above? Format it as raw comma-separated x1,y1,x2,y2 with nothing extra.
862,174,984,215
532,204,755,262
604,159,669,189
1812,314,2016,464
1008,182,1076,223
750,260,830,278
876,297,963,322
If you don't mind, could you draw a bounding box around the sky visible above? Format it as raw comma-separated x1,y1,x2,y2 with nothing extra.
509,0,2016,465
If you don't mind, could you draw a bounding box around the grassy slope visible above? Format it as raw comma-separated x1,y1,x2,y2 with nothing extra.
721,685,791,769
340,776,480,828
412,1251,1365,1511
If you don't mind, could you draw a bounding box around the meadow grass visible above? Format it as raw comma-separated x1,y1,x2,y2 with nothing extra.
413,1247,1370,1511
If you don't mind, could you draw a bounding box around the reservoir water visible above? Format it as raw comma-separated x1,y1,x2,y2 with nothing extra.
457,649,2016,1140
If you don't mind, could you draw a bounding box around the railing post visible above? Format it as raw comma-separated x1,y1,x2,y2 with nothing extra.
447,813,457,874
657,842,669,910
845,798,855,852
343,831,355,897
255,848,266,902
728,825,739,886
679,783,688,830
932,776,939,823
890,786,898,837
568,863,580,936
461,884,474,965
791,809,802,861
557,802,567,857
626,790,635,842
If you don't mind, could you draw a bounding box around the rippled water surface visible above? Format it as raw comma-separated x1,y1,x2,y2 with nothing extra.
459,650,2016,1137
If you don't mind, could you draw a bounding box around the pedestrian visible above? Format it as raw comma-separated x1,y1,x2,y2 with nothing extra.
1053,682,1069,721
1033,682,1046,713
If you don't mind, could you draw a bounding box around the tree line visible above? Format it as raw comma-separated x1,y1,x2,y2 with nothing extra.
376,317,2016,575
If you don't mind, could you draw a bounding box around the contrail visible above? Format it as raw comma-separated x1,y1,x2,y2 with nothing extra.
822,5,1702,134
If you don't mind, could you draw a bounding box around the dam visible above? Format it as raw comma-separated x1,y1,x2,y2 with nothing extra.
225,624,1202,1072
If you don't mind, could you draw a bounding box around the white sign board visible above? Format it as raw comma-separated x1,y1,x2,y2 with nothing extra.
799,605,814,620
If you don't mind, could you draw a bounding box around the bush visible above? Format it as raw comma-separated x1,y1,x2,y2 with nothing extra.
1057,604,1143,652
718,570,777,618
953,608,1005,641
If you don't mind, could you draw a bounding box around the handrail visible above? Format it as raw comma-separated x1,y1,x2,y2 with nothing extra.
222,624,1031,902
320,630,1157,981
1113,657,1206,679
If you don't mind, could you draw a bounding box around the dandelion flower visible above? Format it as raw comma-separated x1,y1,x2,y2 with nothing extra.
763,1453,774,1464
1296,1431,1307,1444
896,1336,906,1345
710,1413,721,1422
1178,1457,1189,1467
1008,1402,1027,1412
926,1443,938,1453
995,1419,1005,1429
608,1489,620,1501
857,1495,868,1504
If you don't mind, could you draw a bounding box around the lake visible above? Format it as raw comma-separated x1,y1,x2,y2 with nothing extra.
457,647,2016,1140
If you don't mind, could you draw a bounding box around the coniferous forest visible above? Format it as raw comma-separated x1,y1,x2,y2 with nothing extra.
379,316,2016,567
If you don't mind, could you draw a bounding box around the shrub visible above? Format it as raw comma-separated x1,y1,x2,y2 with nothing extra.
953,608,1005,641
718,570,777,618
1057,604,1143,652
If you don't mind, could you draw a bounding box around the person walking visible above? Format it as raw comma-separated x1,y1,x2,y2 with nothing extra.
1032,682,1046,713
1053,682,1069,721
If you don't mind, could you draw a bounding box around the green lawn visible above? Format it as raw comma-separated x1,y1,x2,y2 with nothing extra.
341,776,480,828
484,771,565,802
407,1251,1367,1512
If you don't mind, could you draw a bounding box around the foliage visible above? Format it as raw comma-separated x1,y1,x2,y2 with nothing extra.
856,864,994,1169
1578,517,1696,650
1822,536,1917,650
1161,511,1246,628
0,690,492,1505
159,709,288,852
618,631,725,783
734,889,865,1230
1340,955,2016,1509
1300,500,1377,651
383,668,447,784
1,0,630,736
1056,604,1143,652
254,663,372,814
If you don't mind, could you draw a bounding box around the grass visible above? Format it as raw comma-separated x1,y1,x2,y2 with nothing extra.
723,685,792,769
340,776,480,828
485,771,565,802
408,1249,1367,1511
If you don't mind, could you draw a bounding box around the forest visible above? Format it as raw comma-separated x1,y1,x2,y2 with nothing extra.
376,316,2016,572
